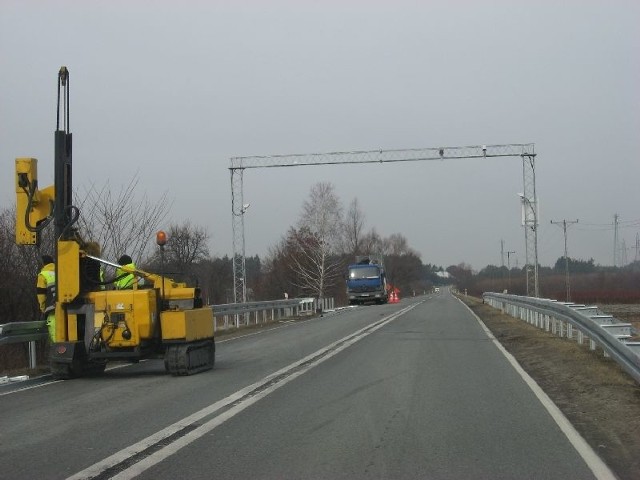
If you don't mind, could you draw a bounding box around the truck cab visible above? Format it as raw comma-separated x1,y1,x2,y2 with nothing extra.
346,256,389,305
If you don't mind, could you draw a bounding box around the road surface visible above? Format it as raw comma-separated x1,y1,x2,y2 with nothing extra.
0,290,610,479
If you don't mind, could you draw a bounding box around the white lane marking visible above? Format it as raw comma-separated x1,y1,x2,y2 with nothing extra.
457,297,617,480
68,302,422,480
2,314,323,396
0,362,135,397
0,379,64,396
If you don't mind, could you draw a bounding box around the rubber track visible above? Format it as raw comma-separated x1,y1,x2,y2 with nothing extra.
51,362,73,380
165,340,215,376
50,360,106,380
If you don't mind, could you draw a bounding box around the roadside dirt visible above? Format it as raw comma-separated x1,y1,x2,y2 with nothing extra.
458,295,640,480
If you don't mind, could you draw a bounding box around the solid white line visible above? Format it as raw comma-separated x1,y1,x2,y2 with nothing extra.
0,362,136,397
3,311,336,396
68,302,422,480
457,297,617,480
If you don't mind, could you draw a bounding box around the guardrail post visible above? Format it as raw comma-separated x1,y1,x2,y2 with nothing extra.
559,319,564,337
28,341,37,369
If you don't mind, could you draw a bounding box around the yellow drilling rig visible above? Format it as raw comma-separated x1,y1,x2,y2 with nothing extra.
15,67,215,379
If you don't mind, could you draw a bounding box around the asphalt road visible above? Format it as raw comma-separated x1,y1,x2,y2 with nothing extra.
0,290,607,479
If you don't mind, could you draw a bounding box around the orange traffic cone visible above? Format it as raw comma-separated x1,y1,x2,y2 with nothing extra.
390,290,399,303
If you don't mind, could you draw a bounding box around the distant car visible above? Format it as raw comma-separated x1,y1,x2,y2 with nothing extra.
435,287,440,293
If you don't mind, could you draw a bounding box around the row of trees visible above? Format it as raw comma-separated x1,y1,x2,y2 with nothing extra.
4,176,638,326
448,259,640,303
0,179,436,324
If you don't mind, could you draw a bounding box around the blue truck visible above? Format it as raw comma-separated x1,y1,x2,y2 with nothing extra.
346,255,389,305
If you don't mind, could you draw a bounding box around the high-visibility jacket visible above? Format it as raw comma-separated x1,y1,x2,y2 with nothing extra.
37,263,56,314
115,262,138,289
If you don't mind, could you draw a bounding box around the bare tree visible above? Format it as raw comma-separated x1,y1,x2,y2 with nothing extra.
359,228,384,255
75,174,171,264
284,226,343,300
148,221,210,276
380,233,421,292
342,197,365,256
259,236,301,300
299,182,343,235
166,221,209,268
290,182,344,300
0,206,46,323
191,255,234,305
387,233,417,256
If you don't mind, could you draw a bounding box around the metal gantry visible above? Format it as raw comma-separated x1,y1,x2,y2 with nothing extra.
230,143,538,303
520,153,539,297
230,167,247,305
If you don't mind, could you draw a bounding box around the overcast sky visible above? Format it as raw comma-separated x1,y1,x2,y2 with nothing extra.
2,0,639,271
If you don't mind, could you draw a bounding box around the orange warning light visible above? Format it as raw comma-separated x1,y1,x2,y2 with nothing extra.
156,230,167,246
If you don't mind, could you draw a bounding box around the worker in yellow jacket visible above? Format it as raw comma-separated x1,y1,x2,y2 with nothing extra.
115,254,142,289
36,255,56,341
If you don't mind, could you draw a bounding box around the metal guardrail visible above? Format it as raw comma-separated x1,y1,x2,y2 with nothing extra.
0,321,48,345
212,297,323,330
213,297,315,316
0,297,334,370
0,321,48,372
483,292,640,384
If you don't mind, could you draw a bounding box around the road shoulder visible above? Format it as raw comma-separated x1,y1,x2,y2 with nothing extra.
458,295,640,480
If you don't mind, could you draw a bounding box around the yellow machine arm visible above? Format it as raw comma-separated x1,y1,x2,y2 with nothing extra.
83,253,199,305
15,158,55,245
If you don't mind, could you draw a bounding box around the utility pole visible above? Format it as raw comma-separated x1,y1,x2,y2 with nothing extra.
551,219,579,302
613,213,619,267
506,250,516,291
500,239,505,267
621,239,628,266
